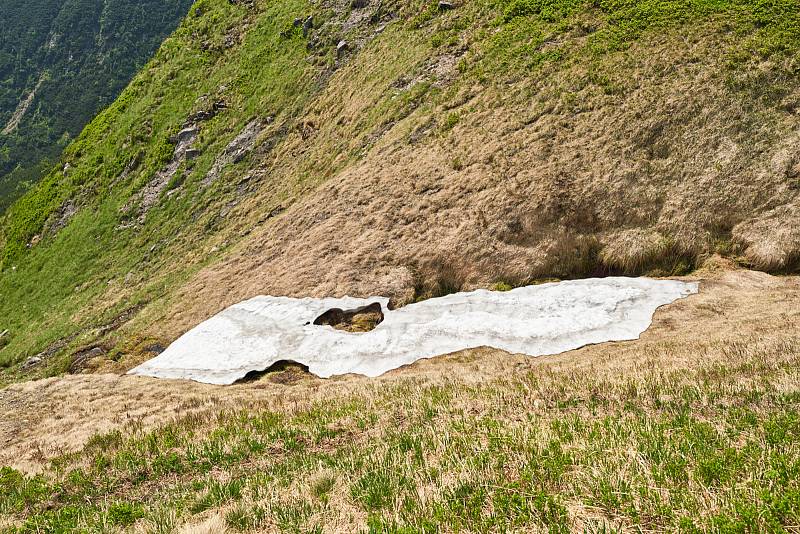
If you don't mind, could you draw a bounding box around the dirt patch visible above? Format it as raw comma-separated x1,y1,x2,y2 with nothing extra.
2,76,44,135
313,302,384,332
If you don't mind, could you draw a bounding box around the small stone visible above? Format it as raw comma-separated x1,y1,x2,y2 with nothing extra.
438,1,454,10
375,24,386,34
293,17,302,27
302,16,313,37
22,356,42,369
336,40,348,56
171,125,198,144
185,148,202,159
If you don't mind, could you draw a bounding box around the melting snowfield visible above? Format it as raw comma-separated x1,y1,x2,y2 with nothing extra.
129,277,698,385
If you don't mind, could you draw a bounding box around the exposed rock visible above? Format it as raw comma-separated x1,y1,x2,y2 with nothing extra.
224,33,237,49
127,121,201,220
43,199,77,236
203,119,264,186
186,99,226,125
69,346,106,374
303,16,313,37
97,305,145,336
337,40,348,56
438,1,454,10
313,302,384,332
2,76,44,135
21,357,42,370
171,125,199,144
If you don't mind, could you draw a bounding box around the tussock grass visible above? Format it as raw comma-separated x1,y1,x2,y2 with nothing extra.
2,329,799,532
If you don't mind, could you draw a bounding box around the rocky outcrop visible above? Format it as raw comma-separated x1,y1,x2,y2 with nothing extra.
126,124,199,222
203,119,265,186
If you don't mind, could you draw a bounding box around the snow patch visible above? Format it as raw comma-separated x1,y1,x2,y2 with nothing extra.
128,277,698,385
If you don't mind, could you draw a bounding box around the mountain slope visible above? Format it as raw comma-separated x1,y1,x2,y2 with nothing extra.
1,269,799,532
0,0,799,378
0,0,193,211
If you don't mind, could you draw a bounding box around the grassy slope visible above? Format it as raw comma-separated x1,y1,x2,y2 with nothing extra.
0,0,316,370
0,0,797,379
1,271,799,532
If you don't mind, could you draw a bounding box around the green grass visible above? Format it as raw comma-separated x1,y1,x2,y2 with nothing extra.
1,336,799,532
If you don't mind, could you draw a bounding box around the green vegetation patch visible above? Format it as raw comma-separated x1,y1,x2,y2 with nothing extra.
2,337,800,532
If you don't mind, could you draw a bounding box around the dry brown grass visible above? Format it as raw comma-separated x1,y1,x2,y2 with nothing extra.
111,24,800,345
0,265,794,469
733,203,800,272
2,267,799,531
599,228,671,274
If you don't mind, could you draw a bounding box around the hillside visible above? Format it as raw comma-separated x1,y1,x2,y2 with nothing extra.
0,0,193,211
0,0,798,379
1,269,799,532
0,0,799,530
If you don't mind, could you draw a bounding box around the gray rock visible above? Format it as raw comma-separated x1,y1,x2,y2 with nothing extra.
337,40,348,56
303,16,313,37
172,125,199,144
82,347,105,359
69,346,106,373
185,148,202,159
438,1,454,10
22,356,42,369
203,119,263,186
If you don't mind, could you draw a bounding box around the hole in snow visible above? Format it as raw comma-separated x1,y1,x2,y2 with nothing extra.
313,302,384,333
238,360,311,385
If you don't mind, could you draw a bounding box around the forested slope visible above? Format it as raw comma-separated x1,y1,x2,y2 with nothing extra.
0,0,192,211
